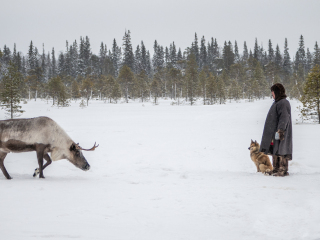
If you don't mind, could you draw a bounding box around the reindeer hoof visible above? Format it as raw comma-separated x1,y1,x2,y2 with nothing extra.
33,168,40,177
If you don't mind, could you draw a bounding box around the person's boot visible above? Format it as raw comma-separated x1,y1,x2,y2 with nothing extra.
273,156,289,176
265,155,278,175
266,155,280,175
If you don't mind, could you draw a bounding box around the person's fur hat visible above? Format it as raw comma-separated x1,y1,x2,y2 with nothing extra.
271,83,286,101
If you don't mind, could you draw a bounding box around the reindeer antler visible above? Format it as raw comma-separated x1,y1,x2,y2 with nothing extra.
77,142,99,151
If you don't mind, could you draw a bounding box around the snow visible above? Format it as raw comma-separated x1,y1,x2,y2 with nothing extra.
1,98,320,240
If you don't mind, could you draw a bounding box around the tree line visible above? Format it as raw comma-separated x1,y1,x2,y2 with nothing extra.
1,31,320,121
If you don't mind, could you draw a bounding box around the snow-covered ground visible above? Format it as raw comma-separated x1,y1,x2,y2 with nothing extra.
1,98,320,240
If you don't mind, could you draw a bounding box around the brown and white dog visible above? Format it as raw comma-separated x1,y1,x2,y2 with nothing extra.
248,140,273,174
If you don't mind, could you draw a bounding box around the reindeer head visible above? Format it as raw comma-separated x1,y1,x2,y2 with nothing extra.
68,142,99,171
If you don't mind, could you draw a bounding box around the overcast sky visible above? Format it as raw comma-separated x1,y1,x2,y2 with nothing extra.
1,0,319,58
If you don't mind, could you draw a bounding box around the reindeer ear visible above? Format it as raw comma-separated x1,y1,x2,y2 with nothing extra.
70,143,76,151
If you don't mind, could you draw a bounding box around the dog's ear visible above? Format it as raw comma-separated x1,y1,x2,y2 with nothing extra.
254,140,257,144
251,139,253,143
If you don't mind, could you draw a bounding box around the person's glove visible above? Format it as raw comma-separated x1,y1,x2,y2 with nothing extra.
275,130,285,141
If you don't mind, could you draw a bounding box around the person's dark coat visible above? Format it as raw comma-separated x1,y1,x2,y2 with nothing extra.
260,96,293,160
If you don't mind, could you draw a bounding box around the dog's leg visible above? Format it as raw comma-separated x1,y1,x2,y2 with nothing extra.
255,163,260,172
259,164,273,175
259,164,265,173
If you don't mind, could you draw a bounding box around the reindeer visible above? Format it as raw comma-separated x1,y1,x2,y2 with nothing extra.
0,117,98,179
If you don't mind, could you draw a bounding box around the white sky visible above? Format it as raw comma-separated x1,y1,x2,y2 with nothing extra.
1,0,319,58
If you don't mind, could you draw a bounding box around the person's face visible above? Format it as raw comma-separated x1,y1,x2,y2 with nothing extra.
271,91,275,99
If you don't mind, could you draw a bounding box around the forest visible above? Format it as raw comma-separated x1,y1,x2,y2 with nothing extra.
0,31,320,119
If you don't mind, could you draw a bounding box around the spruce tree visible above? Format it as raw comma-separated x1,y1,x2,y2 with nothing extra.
207,73,217,104
283,38,292,80
111,79,122,103
0,49,3,74
220,69,230,87
246,76,258,101
0,62,24,118
146,51,152,76
253,38,259,61
300,65,320,123
306,48,313,73
101,75,112,102
198,69,207,104
48,76,69,106
22,56,27,78
83,36,91,73
81,77,94,106
27,41,36,72
111,39,121,77
295,35,306,74
229,63,246,86
71,80,81,101
241,42,248,64
223,41,234,70
71,40,79,78
170,42,177,67
176,48,183,70
274,44,282,71
134,44,142,74
2,45,11,67
254,62,267,99
141,41,148,73
57,83,69,107
150,75,161,104
234,41,240,63
136,70,149,102
168,67,181,100
122,30,135,71
118,65,134,103
199,36,207,69
268,39,274,63
193,33,200,66
78,37,86,76
313,42,320,67
289,73,303,99
99,42,107,75
153,43,165,72
216,75,226,104
46,52,52,79
12,44,18,68
165,47,170,67
41,44,47,82
152,40,159,70
51,48,57,77
207,38,214,71
228,79,241,102
186,54,198,105
64,41,72,77
58,52,65,76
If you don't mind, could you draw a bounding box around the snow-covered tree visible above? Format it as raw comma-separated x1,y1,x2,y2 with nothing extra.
122,30,134,71
0,62,24,118
300,65,320,123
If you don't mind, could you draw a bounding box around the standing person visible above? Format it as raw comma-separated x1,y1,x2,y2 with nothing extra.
259,83,292,176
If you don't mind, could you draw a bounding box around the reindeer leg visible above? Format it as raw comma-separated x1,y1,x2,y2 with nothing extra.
35,145,45,178
0,152,11,180
33,153,52,177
